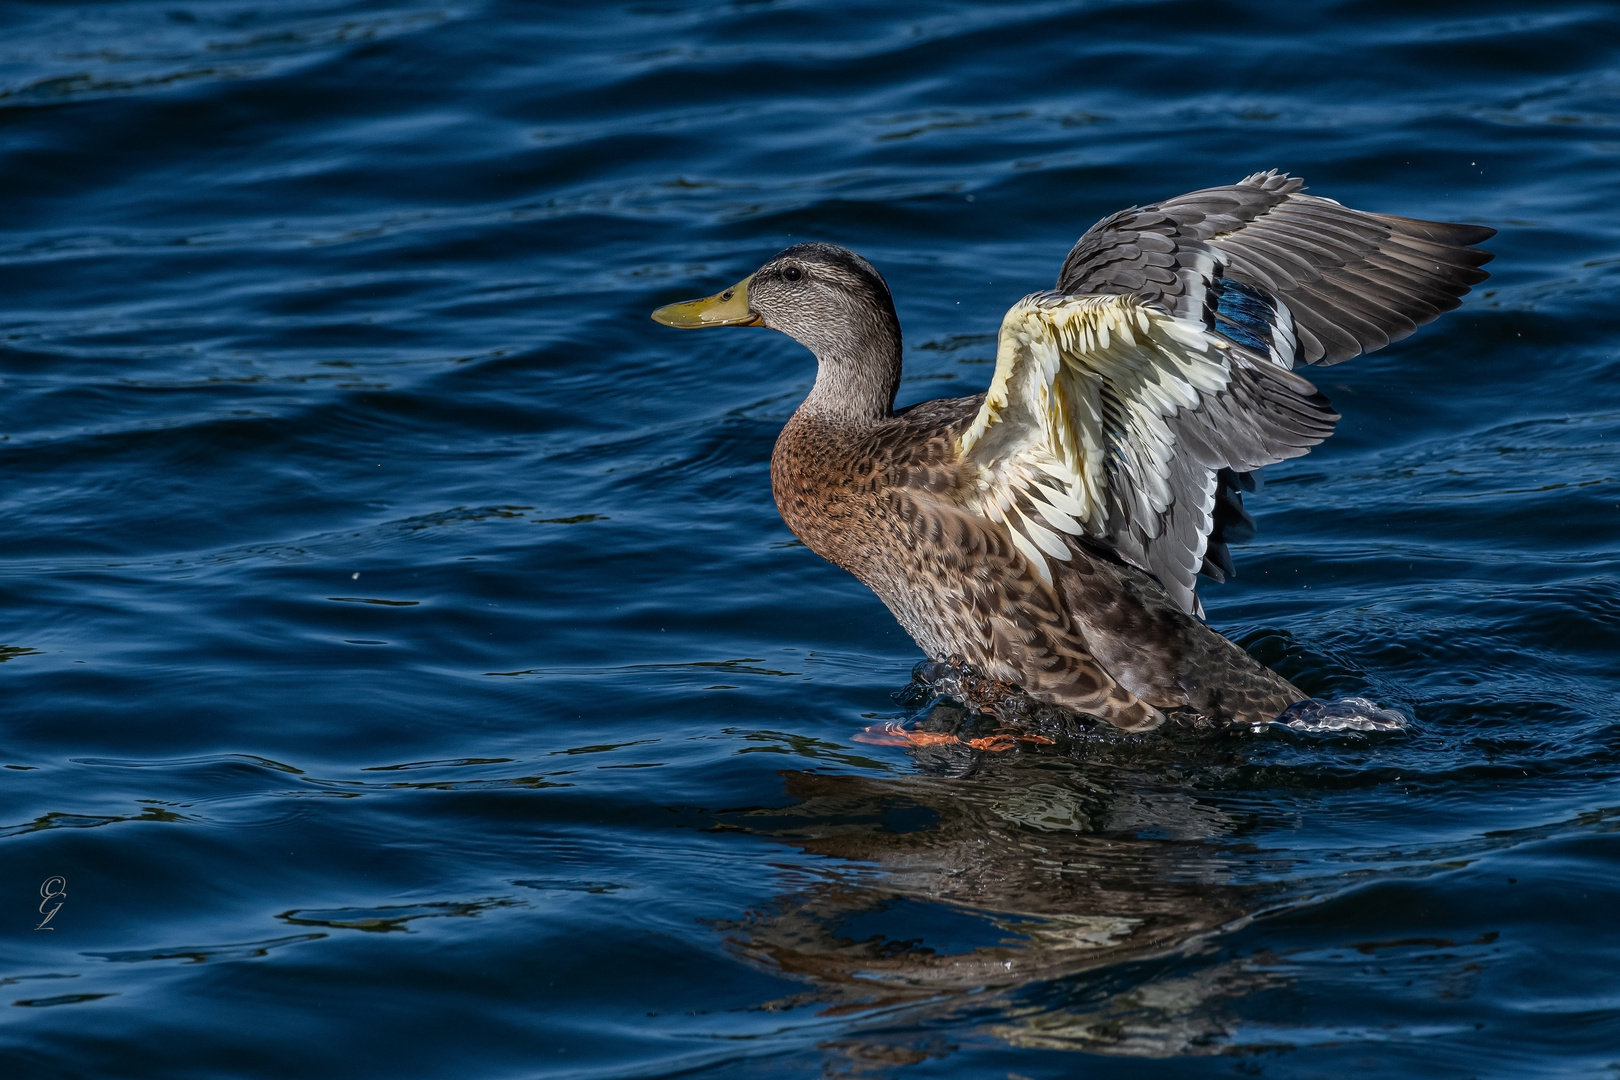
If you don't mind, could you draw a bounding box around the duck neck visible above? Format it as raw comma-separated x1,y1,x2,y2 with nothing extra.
795,317,903,426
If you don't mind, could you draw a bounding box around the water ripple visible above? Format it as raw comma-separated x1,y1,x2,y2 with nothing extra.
1,1,1617,1077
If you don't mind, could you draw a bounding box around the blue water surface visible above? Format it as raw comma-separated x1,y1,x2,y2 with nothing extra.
2,1,1618,1076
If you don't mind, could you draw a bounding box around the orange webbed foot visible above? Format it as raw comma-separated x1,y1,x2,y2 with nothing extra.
853,723,1056,752
852,722,961,748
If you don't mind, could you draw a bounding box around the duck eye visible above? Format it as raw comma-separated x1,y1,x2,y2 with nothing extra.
781,265,802,282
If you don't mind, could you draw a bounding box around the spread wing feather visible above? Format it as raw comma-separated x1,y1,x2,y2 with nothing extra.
955,293,1337,614
1055,170,1494,367
968,171,1493,614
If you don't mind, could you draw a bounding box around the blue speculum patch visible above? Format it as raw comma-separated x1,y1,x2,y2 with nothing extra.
1214,279,1282,354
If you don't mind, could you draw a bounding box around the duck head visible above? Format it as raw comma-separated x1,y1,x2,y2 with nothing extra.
652,242,902,421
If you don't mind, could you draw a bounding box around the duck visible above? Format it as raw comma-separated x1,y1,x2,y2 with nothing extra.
651,171,1494,731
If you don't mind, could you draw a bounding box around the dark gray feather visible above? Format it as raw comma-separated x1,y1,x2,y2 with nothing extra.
1099,354,1340,613
1057,170,1495,367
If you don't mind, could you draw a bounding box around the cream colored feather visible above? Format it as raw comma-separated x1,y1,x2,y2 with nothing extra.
956,292,1235,587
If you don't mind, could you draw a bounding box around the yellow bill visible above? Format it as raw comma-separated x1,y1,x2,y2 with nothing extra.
650,274,759,328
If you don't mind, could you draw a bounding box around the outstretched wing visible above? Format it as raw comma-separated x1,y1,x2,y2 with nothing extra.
979,170,1496,613
1056,170,1496,367
955,292,1337,614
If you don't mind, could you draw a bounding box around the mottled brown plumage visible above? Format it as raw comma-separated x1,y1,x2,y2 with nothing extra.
770,385,1298,730
653,172,1494,731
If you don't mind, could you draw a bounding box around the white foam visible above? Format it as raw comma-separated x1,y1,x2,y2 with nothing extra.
1263,697,1410,734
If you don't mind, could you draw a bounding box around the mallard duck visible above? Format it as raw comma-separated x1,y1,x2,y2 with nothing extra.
652,172,1494,731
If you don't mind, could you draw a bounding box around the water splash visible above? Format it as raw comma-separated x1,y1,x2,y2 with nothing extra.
1266,697,1410,734
882,661,1411,746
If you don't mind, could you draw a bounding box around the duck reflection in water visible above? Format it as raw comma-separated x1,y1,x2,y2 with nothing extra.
714,704,1294,1058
